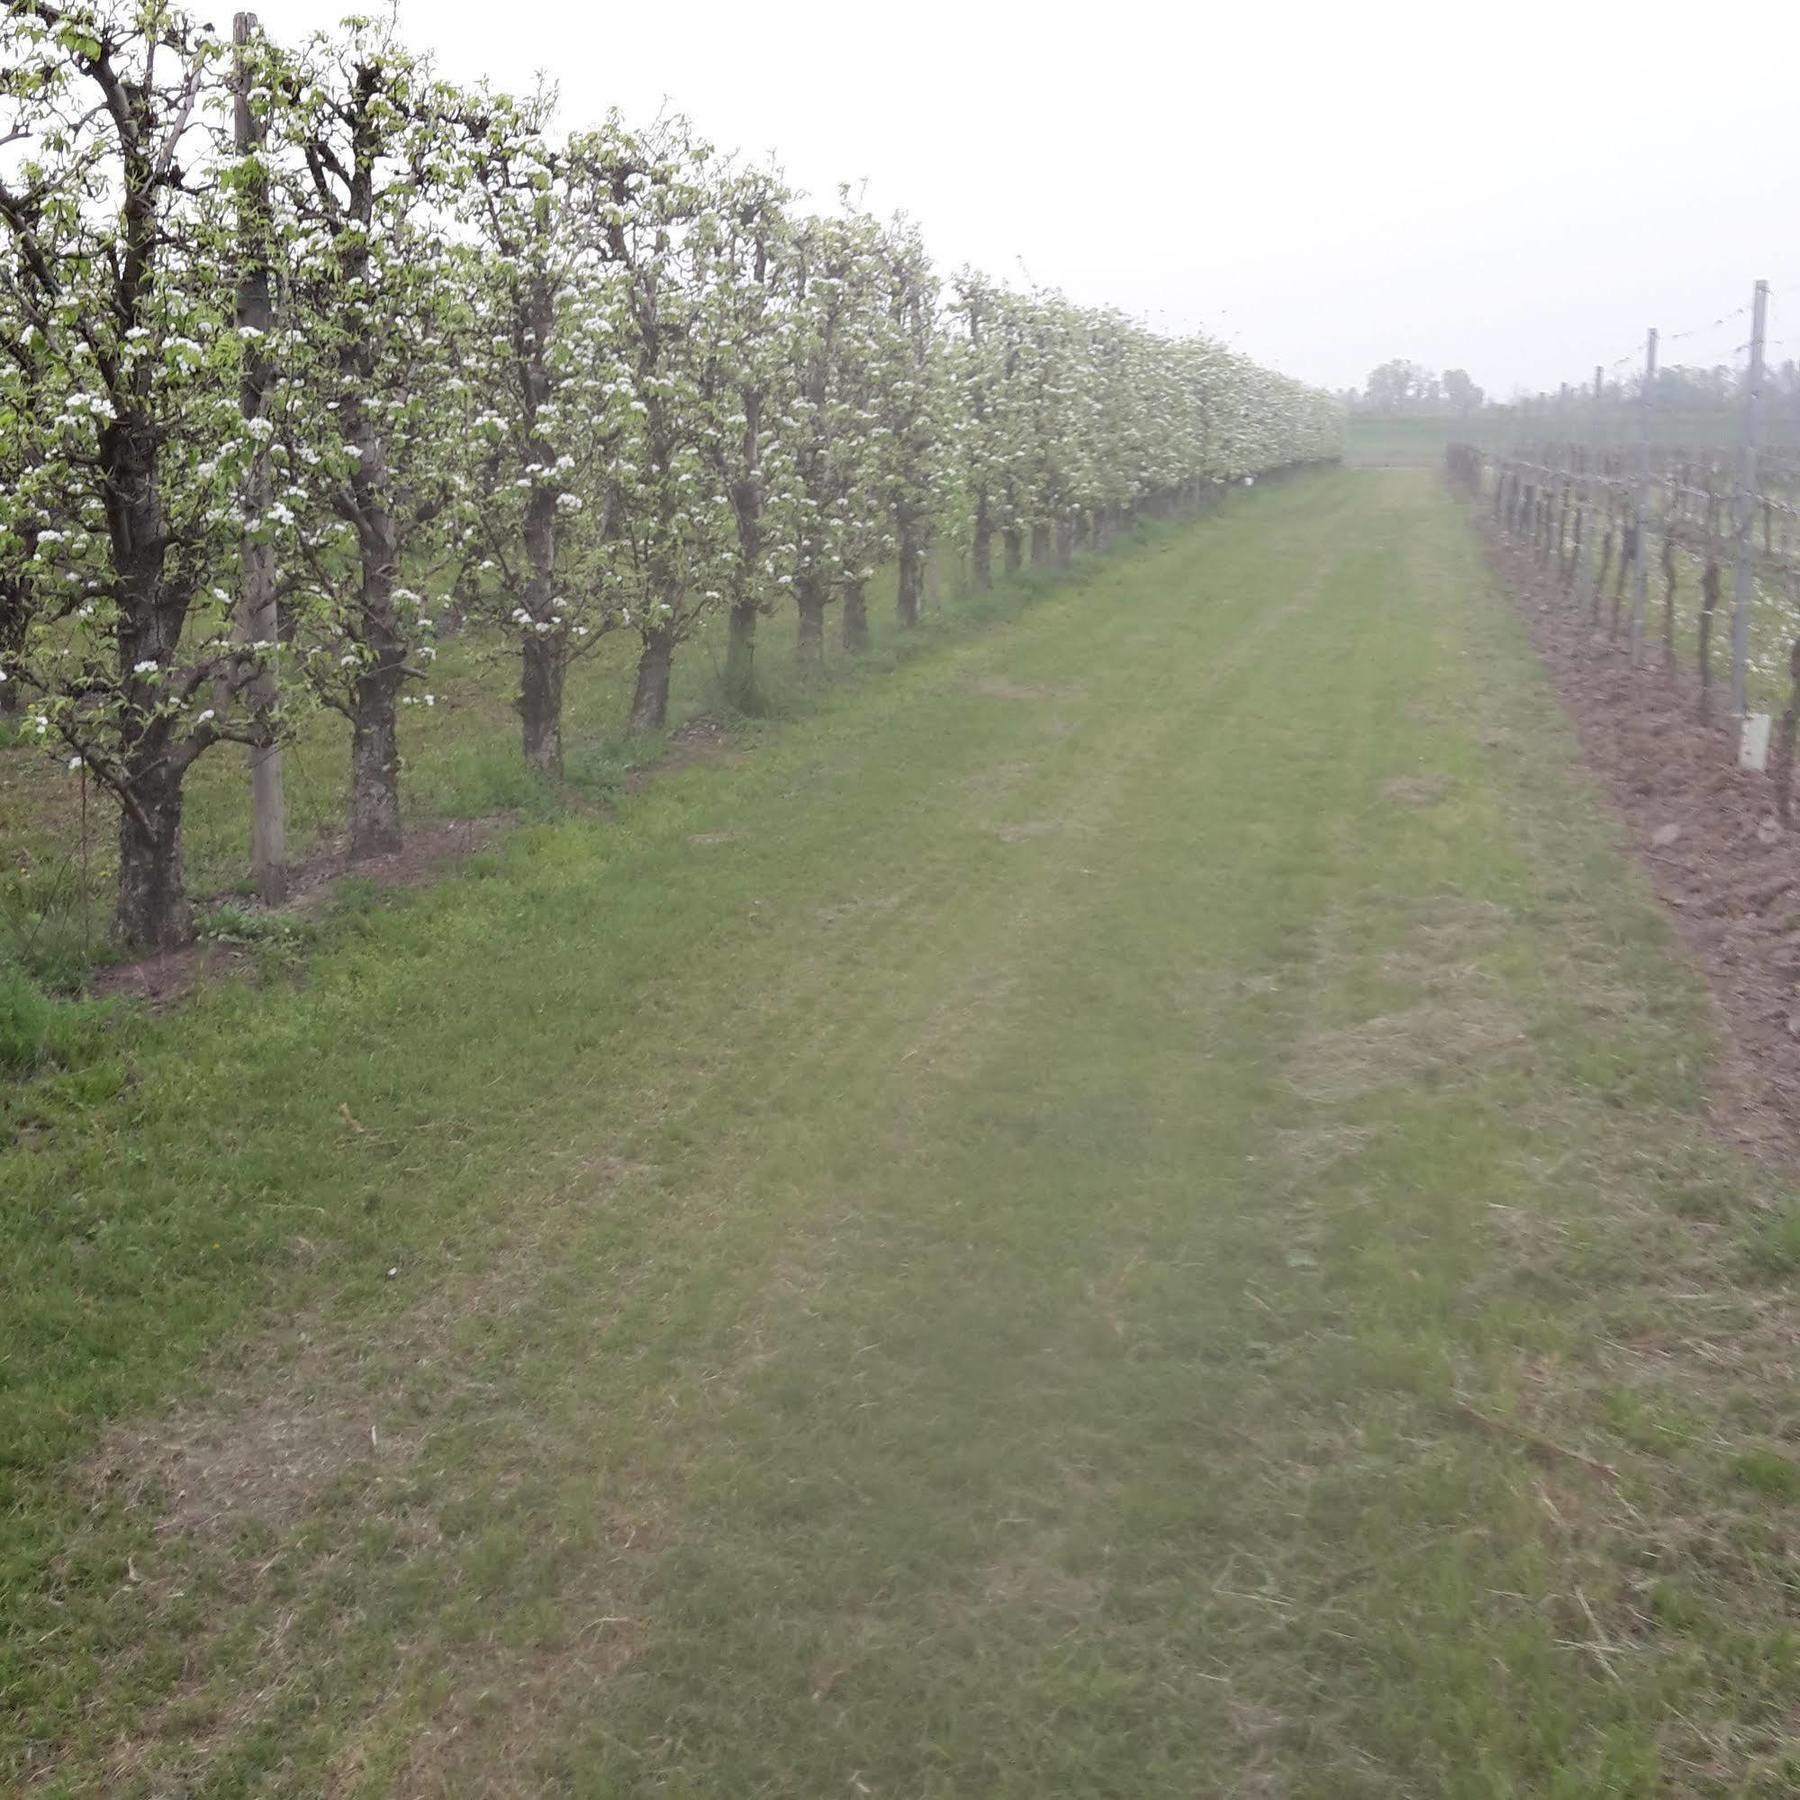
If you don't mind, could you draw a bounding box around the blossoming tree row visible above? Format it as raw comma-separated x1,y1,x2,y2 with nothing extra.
0,3,1341,947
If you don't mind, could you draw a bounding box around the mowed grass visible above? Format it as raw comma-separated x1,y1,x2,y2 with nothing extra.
4,469,1799,1795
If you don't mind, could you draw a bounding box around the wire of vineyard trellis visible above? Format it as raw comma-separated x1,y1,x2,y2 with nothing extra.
1455,278,1800,801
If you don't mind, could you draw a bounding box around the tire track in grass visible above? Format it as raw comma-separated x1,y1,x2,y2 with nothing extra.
544,502,1390,1798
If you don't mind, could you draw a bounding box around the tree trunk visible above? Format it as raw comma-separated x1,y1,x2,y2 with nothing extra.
896,523,925,628
234,16,286,905
1030,523,1052,567
349,667,403,860
1592,530,1614,624
1003,528,1022,575
516,478,565,773
343,391,405,863
1775,639,1800,822
628,628,674,732
724,600,759,709
972,496,993,592
115,762,190,950
796,574,828,666
1660,535,1678,673
1609,525,1634,639
842,579,870,653
520,631,566,774
1698,560,1721,720
0,584,22,715
1055,519,1074,570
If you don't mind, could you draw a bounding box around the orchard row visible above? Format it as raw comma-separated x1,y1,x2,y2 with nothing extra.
0,4,1341,946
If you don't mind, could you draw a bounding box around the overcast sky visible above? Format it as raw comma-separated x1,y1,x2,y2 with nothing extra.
247,0,1800,398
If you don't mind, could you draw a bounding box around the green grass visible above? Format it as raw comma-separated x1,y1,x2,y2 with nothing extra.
4,470,1799,1795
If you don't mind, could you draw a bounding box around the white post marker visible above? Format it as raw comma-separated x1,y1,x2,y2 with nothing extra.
1739,712,1772,773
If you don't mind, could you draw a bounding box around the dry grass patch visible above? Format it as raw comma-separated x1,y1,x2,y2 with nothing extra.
1269,1121,1380,1185
997,818,1065,844
1382,772,1453,808
977,1537,1109,1622
1289,995,1526,1104
963,759,1033,801
85,1331,429,1542
815,890,906,927
1289,892,1528,1103
967,673,1066,702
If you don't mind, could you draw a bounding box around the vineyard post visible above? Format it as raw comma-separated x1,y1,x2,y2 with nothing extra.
1578,363,1603,607
1629,327,1656,662
1729,279,1771,722
233,11,287,903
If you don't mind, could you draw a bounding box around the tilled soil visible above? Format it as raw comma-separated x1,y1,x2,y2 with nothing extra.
1487,529,1800,1159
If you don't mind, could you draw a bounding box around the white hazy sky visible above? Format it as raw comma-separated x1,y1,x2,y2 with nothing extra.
246,0,1800,397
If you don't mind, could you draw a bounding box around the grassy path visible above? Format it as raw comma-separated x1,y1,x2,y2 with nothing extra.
6,471,1798,1795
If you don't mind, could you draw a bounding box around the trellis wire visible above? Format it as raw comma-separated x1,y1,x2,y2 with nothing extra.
1450,280,1800,787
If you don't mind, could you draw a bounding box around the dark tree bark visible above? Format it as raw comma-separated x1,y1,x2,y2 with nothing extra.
1698,559,1721,720
724,600,759,709
84,47,212,946
108,422,194,938
342,427,406,857
1054,519,1074,570
1592,528,1614,623
234,13,286,904
972,494,993,591
348,659,403,860
520,631,566,774
796,573,828,665
1776,639,1800,822
628,627,675,732
116,763,191,950
842,579,869,653
1609,524,1635,639
722,373,768,710
896,522,925,628
313,72,417,865
516,479,566,773
1003,528,1022,575
0,590,20,715
1660,534,1678,673
1029,522,1051,567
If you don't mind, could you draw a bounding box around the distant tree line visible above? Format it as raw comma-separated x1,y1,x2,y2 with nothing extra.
1348,354,1800,426
1342,360,1484,418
